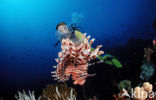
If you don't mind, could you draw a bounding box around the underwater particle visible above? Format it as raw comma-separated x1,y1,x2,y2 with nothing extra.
51,33,103,85
41,83,77,100
15,90,41,100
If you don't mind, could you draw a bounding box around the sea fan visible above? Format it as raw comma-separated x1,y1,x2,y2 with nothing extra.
41,83,77,100
15,90,41,100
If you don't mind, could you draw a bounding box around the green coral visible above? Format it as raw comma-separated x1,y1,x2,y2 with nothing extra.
117,80,131,93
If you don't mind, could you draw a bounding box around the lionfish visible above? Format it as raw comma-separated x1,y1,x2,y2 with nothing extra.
51,33,104,85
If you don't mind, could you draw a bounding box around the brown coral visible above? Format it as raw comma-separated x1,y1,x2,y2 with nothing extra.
40,83,77,100
144,48,153,62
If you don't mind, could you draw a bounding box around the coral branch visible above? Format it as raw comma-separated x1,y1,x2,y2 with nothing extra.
41,83,77,100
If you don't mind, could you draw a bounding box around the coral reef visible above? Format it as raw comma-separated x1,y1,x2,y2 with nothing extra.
134,86,147,100
51,33,103,85
134,82,153,100
113,82,154,100
113,80,132,100
15,90,40,100
140,61,155,81
140,45,155,81
117,80,132,93
144,48,153,62
40,83,77,100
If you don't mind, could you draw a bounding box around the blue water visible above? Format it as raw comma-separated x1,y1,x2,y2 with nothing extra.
0,0,156,98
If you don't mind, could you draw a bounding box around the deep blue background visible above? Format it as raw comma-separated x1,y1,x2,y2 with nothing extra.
0,0,156,99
